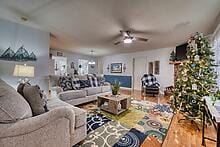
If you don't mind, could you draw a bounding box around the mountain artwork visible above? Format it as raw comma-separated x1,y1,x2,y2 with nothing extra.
0,46,37,61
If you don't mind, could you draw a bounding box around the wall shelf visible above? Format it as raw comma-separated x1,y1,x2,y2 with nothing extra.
169,61,182,65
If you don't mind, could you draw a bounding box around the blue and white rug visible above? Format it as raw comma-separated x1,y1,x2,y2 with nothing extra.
87,113,111,134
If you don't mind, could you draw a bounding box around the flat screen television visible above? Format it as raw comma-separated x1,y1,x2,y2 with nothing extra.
176,43,188,61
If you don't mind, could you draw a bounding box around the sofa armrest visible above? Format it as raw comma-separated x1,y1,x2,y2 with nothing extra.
0,107,75,138
104,82,111,86
51,86,63,94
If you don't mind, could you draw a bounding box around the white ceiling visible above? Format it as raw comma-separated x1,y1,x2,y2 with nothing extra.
0,0,220,56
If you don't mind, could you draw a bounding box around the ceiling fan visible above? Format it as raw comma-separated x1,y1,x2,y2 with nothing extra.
114,30,148,45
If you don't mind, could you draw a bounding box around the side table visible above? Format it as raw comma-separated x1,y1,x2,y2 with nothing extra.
202,96,220,147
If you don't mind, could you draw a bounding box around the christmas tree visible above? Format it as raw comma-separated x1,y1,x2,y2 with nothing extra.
171,32,218,122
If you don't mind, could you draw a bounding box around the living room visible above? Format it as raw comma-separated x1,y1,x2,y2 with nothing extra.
0,0,220,147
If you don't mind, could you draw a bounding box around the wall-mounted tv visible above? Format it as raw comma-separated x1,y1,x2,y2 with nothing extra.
176,43,188,61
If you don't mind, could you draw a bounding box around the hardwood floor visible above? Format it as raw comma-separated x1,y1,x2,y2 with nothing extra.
121,89,216,147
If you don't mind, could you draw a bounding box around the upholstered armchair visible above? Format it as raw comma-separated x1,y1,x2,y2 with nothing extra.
0,78,87,147
141,74,160,96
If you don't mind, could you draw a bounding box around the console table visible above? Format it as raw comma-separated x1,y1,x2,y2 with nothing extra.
202,96,220,147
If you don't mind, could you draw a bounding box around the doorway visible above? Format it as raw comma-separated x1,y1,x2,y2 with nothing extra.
133,57,147,91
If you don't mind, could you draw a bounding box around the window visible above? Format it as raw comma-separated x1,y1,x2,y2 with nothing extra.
52,56,67,76
78,59,89,75
213,27,220,86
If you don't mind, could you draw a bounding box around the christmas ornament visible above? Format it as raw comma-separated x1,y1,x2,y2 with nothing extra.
182,77,188,82
192,84,197,90
193,43,198,50
194,55,200,61
191,63,196,68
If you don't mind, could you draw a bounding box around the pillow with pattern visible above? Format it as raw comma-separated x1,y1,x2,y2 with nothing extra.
72,78,81,90
96,75,105,86
79,80,91,88
59,76,73,91
88,75,99,87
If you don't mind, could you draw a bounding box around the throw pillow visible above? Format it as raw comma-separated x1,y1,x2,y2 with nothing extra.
23,85,49,116
59,76,73,91
72,78,81,90
79,80,91,88
17,83,31,97
88,75,99,87
96,75,105,86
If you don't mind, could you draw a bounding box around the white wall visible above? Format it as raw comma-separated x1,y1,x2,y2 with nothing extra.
0,19,50,91
100,47,175,91
50,49,98,74
212,21,220,87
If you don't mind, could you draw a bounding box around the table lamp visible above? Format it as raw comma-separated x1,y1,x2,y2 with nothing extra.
13,64,35,83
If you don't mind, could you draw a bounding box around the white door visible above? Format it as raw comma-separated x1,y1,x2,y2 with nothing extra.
133,57,147,90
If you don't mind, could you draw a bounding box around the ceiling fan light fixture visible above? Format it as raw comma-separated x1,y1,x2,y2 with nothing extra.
123,38,132,44
88,61,95,65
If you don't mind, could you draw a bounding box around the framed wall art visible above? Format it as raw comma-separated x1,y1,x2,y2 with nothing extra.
154,60,160,75
111,63,122,73
148,62,153,74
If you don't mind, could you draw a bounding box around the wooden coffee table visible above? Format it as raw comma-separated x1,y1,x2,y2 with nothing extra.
97,94,131,115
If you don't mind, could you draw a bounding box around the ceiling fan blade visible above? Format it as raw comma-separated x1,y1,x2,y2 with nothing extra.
114,40,122,45
134,37,148,42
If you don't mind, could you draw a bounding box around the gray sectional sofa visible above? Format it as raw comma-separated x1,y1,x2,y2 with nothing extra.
0,78,86,147
50,75,112,106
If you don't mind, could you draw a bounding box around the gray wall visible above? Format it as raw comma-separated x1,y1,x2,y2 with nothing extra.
0,19,50,91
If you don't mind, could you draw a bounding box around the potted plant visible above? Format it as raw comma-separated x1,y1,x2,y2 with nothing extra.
112,80,120,95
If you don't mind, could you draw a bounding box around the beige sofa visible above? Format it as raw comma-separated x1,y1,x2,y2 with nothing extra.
0,79,86,147
50,75,111,106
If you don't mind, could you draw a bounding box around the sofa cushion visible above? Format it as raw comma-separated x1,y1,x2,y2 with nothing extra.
65,96,97,106
0,79,32,123
85,87,102,96
47,98,86,128
59,76,73,91
23,85,48,116
59,90,87,101
101,85,111,93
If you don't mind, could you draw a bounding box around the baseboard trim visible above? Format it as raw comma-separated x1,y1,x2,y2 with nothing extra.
120,87,132,90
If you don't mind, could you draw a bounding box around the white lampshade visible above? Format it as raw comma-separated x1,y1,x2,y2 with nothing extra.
13,64,35,78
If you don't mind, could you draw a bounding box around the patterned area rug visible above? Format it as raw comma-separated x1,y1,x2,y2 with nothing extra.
87,113,111,134
78,100,173,147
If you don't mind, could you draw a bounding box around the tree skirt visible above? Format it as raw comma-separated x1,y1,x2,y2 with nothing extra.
76,100,173,147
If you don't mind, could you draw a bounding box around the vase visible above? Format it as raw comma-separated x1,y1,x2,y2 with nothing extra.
112,90,118,95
